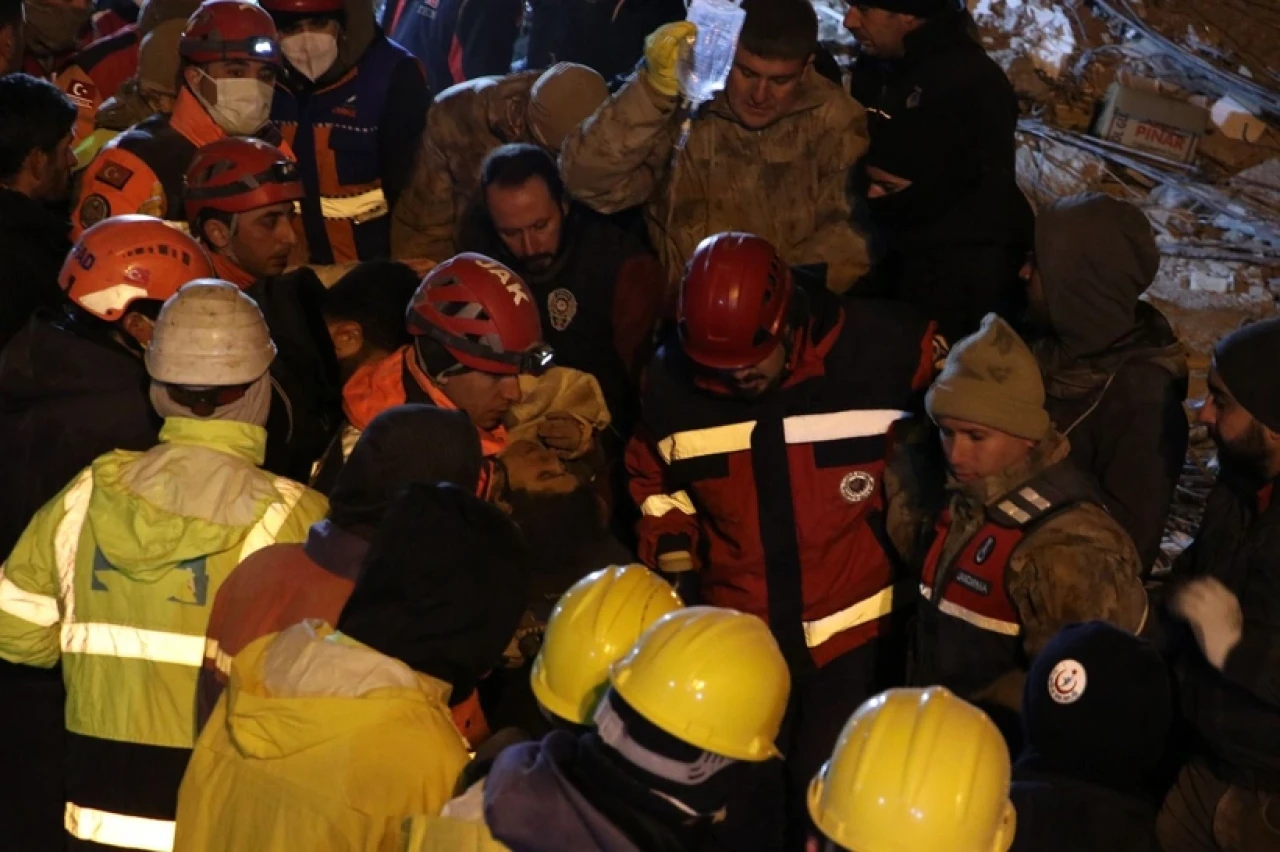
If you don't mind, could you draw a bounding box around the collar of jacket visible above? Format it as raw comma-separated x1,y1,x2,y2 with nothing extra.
0,186,71,234
898,8,980,71
1036,302,1188,401
210,251,258,289
947,428,1070,508
159,416,269,466
170,86,227,149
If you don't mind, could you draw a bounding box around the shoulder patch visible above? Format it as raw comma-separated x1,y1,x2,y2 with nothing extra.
79,194,111,229
65,79,99,111
95,160,134,190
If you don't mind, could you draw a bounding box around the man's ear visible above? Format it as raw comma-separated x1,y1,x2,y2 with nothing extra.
120,311,155,347
202,217,233,250
326,319,364,361
182,65,204,95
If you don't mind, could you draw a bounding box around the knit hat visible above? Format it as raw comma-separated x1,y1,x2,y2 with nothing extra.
1020,621,1172,791
1213,316,1280,434
527,62,609,151
138,19,185,96
329,404,483,535
337,482,532,705
926,313,1050,439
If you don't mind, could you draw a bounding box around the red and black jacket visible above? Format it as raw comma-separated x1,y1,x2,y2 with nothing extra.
628,287,935,672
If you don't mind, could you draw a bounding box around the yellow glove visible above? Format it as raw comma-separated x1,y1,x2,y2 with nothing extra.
643,21,697,99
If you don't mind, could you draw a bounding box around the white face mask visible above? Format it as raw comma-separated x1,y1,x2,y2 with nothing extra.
281,31,339,82
195,70,275,135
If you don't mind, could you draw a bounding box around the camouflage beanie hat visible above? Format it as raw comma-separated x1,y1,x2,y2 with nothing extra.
527,62,609,151
926,313,1050,440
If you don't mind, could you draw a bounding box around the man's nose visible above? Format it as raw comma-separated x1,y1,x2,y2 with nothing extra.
498,376,522,401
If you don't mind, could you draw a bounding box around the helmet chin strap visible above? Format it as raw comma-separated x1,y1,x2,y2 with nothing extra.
593,694,736,789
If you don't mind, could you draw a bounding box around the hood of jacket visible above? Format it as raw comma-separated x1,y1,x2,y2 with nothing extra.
0,314,148,408
222,620,456,760
86,417,276,580
1036,193,1161,360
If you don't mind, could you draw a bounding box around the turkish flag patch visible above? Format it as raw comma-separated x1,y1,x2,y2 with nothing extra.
96,161,134,190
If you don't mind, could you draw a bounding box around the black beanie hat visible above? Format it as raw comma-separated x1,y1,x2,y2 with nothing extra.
1213,316,1280,434
337,482,532,704
328,404,483,534
1020,621,1172,791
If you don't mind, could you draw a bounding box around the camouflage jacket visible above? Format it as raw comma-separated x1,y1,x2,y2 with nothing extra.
559,71,871,294
391,71,540,262
886,429,1148,673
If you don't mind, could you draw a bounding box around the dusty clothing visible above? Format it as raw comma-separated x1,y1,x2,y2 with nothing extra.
1158,759,1280,852
391,71,540,262
560,72,871,294
887,431,1147,703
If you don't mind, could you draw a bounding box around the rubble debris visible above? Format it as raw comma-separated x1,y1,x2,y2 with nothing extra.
1095,81,1210,162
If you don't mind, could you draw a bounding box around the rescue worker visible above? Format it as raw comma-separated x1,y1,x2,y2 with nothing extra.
72,0,284,237
1023,193,1189,573
184,135,343,479
525,0,686,86
22,0,97,79
0,72,77,351
561,0,870,294
263,0,430,264
845,0,1031,338
0,279,327,852
404,607,791,852
1011,621,1171,852
462,142,665,438
391,62,609,263
886,313,1148,741
196,403,484,731
628,231,936,846
0,0,23,76
382,0,520,97
320,258,420,385
0,215,211,852
530,563,684,728
807,686,1017,852
57,0,200,146
175,480,531,852
1158,317,1280,852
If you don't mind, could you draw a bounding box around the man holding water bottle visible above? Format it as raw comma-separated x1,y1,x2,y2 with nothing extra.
560,0,872,297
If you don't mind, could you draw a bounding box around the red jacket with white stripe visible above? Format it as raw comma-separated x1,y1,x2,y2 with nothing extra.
627,288,935,670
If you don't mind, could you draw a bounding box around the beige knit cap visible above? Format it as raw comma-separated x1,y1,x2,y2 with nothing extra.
925,313,1051,440
527,62,609,151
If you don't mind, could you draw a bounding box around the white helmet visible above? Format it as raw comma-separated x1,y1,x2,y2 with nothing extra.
146,279,276,386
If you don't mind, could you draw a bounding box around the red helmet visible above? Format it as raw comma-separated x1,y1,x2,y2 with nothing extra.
60,215,216,321
184,137,304,226
259,0,344,14
406,253,551,376
678,233,794,370
180,0,281,65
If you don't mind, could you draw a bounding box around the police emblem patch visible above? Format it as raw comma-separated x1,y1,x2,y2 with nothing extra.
839,471,875,504
1048,659,1087,705
79,194,111,229
547,287,578,331
974,535,997,565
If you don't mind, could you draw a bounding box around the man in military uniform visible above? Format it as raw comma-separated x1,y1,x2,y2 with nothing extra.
887,313,1148,742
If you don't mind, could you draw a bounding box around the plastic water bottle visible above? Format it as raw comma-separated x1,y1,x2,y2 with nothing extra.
677,0,746,107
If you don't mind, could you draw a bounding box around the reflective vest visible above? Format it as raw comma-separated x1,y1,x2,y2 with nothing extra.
274,36,411,264
0,419,328,851
912,463,1096,696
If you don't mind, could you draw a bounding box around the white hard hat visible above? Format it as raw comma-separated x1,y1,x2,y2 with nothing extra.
146,279,276,385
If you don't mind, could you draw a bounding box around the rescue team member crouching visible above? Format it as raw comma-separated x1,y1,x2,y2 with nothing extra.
184,135,343,480
0,280,327,852
264,0,429,263
403,607,791,852
73,0,287,237
808,686,1016,852
627,232,937,846
887,313,1148,738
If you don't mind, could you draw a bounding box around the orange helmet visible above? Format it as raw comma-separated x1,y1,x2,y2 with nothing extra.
184,137,304,226
180,0,280,66
60,216,216,322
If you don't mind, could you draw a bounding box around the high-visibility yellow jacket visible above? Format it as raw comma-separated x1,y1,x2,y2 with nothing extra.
401,812,510,852
174,621,470,852
0,417,327,852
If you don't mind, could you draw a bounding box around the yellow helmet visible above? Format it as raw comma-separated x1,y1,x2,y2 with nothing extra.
609,606,790,761
808,687,1016,852
530,564,684,724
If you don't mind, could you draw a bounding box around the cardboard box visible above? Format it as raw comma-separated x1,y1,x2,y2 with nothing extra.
1094,83,1210,163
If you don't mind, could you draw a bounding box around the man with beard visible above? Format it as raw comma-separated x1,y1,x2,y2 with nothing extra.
1158,317,1280,852
628,231,936,847
462,143,665,439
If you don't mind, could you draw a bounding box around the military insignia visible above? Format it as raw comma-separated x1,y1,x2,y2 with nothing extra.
839,471,875,504
974,535,996,565
95,160,134,190
79,193,111,229
1048,659,1087,705
547,287,578,332
906,86,923,109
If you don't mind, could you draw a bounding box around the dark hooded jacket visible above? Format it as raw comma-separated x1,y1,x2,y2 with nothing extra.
0,189,71,354
196,404,484,729
1031,193,1189,573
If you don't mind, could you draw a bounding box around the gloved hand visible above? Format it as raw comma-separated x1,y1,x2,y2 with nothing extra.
537,411,593,459
1172,577,1244,671
643,21,696,99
